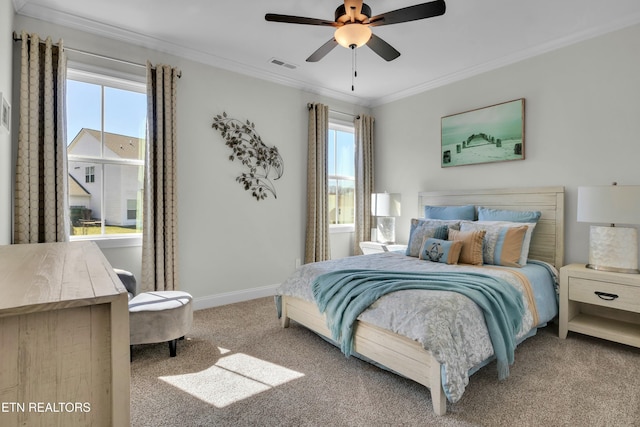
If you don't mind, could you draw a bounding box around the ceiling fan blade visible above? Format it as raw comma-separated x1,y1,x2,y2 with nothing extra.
366,34,400,61
368,0,446,27
265,13,338,27
306,38,339,62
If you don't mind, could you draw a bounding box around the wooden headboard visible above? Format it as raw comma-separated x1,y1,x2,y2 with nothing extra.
418,186,565,268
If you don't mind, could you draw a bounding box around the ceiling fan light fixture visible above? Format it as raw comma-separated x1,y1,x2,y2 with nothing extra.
334,23,372,48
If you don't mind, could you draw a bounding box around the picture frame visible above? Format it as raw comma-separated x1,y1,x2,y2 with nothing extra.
441,98,525,168
1,92,10,133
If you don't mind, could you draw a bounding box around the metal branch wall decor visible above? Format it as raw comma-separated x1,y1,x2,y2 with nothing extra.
212,112,284,200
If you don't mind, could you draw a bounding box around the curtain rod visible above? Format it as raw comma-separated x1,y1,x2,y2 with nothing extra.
306,103,360,120
12,32,181,78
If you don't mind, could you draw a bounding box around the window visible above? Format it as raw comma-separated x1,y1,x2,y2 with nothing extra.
67,69,146,239
126,199,137,220
85,166,95,183
328,122,355,228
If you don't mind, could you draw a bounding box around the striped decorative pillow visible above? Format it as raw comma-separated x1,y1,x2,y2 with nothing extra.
460,221,529,267
448,229,485,266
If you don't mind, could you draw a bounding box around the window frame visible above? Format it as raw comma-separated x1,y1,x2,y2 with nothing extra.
328,120,356,234
66,67,146,246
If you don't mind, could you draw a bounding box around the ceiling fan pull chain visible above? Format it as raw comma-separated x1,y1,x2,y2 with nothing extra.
351,44,356,91
355,45,358,79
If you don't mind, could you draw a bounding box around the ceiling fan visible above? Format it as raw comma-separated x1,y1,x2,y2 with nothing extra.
265,0,446,62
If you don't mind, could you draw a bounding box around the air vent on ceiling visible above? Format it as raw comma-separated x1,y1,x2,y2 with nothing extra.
269,57,298,70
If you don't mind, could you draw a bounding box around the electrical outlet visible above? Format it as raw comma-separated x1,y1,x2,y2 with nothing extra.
295,258,301,269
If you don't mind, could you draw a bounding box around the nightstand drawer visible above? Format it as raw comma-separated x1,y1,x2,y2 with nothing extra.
569,277,640,313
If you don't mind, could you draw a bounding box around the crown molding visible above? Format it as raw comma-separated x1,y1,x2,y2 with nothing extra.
15,2,640,109
15,3,371,107
12,0,29,12
371,13,640,107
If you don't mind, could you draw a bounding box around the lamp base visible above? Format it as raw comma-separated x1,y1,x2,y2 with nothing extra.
376,217,395,244
588,225,639,274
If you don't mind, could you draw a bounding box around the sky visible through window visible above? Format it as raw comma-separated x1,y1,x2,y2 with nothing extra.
328,127,355,226
328,129,355,178
66,79,147,145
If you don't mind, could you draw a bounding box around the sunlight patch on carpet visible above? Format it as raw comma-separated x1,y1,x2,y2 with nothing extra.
159,349,305,407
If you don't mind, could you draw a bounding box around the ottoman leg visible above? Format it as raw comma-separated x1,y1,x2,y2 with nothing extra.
169,339,177,357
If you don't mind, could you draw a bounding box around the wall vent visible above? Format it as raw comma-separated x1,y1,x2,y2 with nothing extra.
269,57,298,70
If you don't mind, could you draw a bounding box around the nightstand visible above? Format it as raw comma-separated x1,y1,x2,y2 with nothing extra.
359,241,407,255
559,263,640,348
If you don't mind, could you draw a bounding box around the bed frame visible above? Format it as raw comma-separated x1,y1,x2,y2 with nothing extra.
280,186,565,415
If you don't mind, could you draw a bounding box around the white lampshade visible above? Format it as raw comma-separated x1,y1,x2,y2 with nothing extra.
577,185,640,273
577,185,640,225
371,193,401,217
334,24,372,48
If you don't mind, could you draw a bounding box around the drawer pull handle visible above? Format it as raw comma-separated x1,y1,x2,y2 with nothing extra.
594,291,618,301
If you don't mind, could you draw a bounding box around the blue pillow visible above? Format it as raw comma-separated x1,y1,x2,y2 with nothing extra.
477,207,541,223
419,238,463,264
406,220,449,257
424,205,475,220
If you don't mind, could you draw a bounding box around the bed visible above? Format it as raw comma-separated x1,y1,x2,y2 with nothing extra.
276,186,564,415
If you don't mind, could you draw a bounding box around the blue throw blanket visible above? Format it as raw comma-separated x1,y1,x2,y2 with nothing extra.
312,269,526,380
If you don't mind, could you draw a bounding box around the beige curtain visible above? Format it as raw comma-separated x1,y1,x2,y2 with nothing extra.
304,103,330,263
14,32,69,244
354,114,375,255
141,62,180,292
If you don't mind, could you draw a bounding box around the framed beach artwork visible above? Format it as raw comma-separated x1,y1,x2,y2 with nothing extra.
441,98,525,168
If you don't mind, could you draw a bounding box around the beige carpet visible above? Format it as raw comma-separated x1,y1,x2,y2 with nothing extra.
130,297,640,426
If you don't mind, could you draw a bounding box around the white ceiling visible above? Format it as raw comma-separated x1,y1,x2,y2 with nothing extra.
13,0,640,106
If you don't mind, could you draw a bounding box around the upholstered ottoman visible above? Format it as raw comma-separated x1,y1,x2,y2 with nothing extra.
128,291,193,358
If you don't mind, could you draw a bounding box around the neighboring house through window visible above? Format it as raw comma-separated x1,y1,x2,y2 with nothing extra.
328,121,355,231
67,68,146,238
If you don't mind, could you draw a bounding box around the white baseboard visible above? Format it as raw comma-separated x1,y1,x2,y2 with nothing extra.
192,284,280,311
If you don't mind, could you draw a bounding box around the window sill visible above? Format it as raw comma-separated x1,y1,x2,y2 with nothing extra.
70,234,142,249
330,224,354,234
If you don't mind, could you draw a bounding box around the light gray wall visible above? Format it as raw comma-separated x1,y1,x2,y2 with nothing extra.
0,0,14,245
6,14,639,305
372,23,640,267
11,14,365,307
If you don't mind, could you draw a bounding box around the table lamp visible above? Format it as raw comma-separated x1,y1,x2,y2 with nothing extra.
371,193,401,244
577,183,640,273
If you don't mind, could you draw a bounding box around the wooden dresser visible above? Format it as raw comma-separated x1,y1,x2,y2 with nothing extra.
0,241,130,427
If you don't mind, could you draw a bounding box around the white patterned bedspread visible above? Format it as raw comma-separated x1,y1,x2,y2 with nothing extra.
276,251,558,403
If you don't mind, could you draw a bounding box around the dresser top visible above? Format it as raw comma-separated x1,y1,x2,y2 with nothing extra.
0,241,127,317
